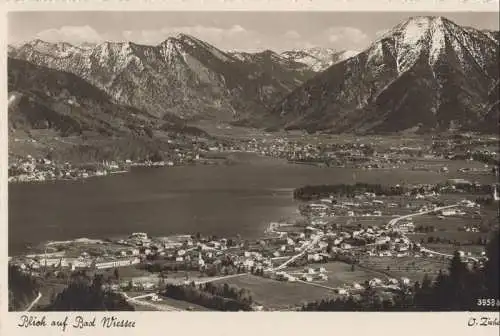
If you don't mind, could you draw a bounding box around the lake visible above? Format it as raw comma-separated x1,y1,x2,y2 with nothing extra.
8,155,471,255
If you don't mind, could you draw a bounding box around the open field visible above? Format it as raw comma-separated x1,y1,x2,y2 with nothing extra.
358,256,448,282
100,265,153,279
409,231,488,246
287,261,382,288
130,295,212,311
412,215,483,230
211,274,334,310
157,297,213,311
422,244,486,256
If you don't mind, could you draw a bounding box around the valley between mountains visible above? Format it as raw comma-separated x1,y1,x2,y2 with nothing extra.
7,16,499,162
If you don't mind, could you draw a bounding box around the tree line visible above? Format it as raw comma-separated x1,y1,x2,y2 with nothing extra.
44,273,134,311
161,282,254,311
294,182,494,201
8,265,40,311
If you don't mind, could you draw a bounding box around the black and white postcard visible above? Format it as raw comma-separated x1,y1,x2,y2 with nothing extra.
2,1,499,335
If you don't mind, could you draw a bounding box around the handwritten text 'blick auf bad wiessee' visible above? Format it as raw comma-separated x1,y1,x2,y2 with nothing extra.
18,314,136,332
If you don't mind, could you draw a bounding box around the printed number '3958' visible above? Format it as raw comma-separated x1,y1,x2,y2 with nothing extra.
476,298,500,307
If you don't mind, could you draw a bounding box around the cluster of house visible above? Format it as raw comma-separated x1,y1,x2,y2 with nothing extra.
132,146,208,166
359,160,409,170
395,220,415,234
368,276,411,289
302,196,394,219
116,233,234,268
7,156,128,183
235,137,383,165
439,208,467,217
10,229,324,281
273,265,413,295
268,217,418,266
236,137,322,161
11,252,141,273
431,199,480,219
364,238,413,258
302,188,476,221
233,136,492,172
274,267,328,282
303,192,448,219
431,133,498,155
114,232,313,276
8,136,235,184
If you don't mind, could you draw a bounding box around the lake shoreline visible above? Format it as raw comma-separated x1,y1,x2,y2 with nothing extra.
10,200,304,258
7,151,292,185
9,158,480,255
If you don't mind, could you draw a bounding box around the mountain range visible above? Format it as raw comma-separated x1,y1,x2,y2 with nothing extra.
270,16,499,134
8,34,315,123
8,16,500,137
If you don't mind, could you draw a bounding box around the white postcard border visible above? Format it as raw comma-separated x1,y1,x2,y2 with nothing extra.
1,1,499,336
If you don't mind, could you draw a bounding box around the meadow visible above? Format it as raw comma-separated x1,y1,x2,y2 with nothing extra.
212,274,335,310
358,256,448,282
288,261,382,288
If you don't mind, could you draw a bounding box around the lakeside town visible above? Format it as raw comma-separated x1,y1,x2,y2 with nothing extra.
8,131,500,312
9,173,500,311
8,133,499,183
7,138,229,183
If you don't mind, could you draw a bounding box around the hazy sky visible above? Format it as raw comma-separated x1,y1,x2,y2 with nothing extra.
8,11,500,52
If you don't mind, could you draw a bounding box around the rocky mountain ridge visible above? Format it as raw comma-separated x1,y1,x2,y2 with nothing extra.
269,16,499,134
8,16,499,135
9,35,315,122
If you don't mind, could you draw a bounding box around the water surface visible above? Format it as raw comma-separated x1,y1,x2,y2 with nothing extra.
9,157,455,255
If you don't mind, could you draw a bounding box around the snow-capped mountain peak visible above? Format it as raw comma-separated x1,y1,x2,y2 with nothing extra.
272,16,499,134
16,39,90,59
281,47,359,72
368,15,498,75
